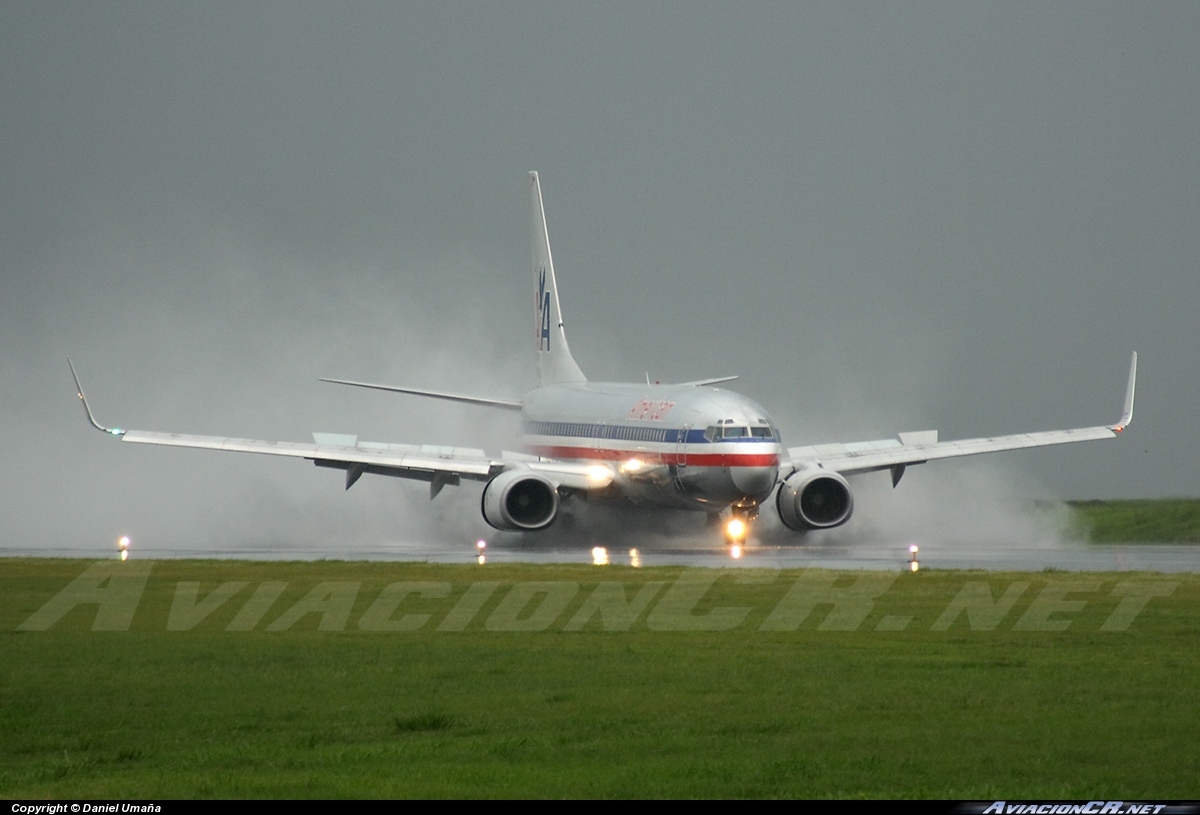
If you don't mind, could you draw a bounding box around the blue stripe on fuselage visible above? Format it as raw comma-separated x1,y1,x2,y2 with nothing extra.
520,421,775,444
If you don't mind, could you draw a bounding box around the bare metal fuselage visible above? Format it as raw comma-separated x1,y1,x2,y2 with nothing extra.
520,382,781,512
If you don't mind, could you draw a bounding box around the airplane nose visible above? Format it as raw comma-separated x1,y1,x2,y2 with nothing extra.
730,466,777,502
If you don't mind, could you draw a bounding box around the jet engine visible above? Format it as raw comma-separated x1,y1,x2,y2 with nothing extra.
481,470,560,531
776,466,854,531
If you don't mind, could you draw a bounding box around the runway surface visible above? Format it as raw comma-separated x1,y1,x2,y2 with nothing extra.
7,539,1200,572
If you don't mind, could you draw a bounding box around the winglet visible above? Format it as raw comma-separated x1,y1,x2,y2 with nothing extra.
67,358,125,436
1112,351,1137,432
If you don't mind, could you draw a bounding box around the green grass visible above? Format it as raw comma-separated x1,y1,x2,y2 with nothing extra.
1069,498,1200,543
2,558,1198,798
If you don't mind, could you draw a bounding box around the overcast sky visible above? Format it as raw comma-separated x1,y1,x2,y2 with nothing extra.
3,3,1197,555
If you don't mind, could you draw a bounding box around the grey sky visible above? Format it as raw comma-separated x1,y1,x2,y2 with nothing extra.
2,3,1197,553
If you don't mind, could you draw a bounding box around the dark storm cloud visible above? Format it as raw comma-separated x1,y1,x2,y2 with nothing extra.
2,3,1197,553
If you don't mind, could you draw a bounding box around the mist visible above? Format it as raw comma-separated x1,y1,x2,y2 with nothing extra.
3,3,1197,557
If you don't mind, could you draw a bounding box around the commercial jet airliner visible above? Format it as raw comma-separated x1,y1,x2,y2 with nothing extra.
70,172,1137,546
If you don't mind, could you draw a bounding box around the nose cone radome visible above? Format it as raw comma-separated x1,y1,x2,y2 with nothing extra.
730,465,778,503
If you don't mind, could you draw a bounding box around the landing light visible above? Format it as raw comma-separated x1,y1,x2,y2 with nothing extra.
587,465,612,483
629,548,641,568
725,518,746,542
620,458,643,473
117,535,130,561
729,544,743,560
592,547,609,566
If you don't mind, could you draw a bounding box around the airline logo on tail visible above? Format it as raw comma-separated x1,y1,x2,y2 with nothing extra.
537,267,551,351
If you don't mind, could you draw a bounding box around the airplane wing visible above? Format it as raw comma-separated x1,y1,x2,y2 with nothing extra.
782,352,1137,484
68,361,612,496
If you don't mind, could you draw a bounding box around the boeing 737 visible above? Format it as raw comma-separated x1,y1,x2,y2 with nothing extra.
70,172,1138,546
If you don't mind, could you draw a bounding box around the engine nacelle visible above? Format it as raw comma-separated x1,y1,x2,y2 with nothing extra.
776,467,854,531
481,470,560,531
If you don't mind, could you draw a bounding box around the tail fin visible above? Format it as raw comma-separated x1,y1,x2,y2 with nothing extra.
530,171,587,386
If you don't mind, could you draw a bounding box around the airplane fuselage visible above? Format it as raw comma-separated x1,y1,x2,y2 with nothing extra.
520,382,782,512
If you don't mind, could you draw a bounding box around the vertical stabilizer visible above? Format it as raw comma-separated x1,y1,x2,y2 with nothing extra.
530,171,587,385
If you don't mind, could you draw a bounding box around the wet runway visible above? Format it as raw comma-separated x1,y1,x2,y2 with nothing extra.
8,538,1200,572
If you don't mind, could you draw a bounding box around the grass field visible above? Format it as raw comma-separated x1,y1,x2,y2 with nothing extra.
2,557,1197,798
1069,498,1200,543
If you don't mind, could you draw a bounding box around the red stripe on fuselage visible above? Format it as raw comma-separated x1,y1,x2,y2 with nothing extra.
526,445,780,468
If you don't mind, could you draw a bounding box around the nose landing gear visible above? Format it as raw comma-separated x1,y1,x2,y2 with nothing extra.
723,505,757,551
724,516,747,544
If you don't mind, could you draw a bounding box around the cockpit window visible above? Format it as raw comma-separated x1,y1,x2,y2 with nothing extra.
706,421,778,441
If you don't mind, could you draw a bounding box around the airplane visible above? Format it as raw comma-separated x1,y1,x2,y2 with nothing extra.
69,171,1138,547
